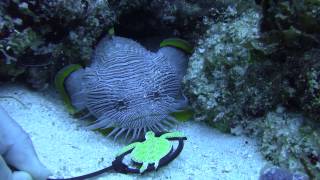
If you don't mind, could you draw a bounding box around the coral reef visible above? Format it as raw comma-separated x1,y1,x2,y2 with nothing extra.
184,6,263,132
108,0,224,42
0,0,240,89
258,107,319,179
184,0,320,177
255,1,320,177
0,0,115,89
259,166,309,180
256,0,320,122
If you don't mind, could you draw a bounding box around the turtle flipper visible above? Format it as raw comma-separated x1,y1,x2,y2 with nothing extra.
139,163,148,173
116,142,139,156
160,131,186,139
154,161,159,169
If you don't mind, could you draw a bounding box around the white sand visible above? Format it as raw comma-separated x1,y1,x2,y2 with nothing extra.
0,83,267,180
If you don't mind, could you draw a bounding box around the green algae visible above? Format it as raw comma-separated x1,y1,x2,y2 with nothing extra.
54,64,82,115
160,38,193,54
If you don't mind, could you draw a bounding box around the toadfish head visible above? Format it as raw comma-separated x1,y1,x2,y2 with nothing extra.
66,36,189,141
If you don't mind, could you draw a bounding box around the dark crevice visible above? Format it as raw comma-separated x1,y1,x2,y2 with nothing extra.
114,8,173,40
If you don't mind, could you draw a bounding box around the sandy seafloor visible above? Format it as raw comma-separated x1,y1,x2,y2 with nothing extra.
0,83,267,180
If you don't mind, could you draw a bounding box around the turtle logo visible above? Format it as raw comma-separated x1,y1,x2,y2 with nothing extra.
113,131,187,174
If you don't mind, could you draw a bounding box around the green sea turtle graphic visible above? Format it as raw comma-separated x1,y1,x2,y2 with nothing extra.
116,131,186,173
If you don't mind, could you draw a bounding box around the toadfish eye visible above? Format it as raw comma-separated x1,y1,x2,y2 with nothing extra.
114,100,128,111
147,90,161,101
153,91,160,98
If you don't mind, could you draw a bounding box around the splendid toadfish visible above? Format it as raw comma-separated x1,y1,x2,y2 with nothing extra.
56,36,192,141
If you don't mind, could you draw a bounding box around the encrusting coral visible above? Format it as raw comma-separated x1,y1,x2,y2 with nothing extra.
183,0,320,177
63,36,190,141
259,166,309,180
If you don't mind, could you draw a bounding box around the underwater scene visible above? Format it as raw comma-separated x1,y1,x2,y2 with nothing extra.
0,0,319,180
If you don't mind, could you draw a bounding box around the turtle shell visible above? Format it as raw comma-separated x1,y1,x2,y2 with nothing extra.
131,136,172,164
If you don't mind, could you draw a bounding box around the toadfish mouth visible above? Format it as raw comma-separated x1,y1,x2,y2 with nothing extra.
86,96,188,141
87,112,176,141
